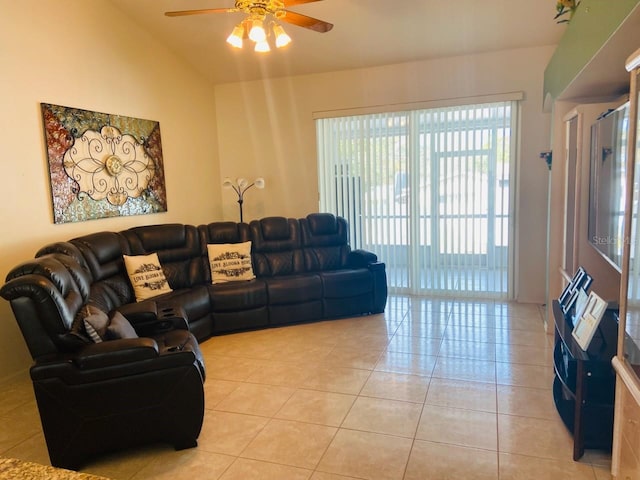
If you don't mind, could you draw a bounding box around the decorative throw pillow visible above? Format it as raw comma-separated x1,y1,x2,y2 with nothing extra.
83,305,110,343
207,241,255,284
68,304,97,347
106,311,139,340
123,253,173,302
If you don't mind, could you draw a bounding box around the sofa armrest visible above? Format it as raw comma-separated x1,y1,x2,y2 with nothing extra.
367,261,385,272
116,302,158,325
368,261,388,314
30,337,199,384
348,249,378,268
29,338,159,381
116,302,188,335
73,338,159,370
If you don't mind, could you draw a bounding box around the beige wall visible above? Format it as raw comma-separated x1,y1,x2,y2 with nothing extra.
214,46,556,304
0,1,221,380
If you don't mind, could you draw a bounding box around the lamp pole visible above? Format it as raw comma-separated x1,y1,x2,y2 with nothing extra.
237,196,245,223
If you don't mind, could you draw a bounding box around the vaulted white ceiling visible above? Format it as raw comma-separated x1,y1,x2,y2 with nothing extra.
109,0,566,85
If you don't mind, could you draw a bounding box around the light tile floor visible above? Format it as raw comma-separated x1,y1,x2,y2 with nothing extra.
0,295,613,479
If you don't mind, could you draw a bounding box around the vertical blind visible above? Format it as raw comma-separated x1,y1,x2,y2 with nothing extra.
316,100,518,299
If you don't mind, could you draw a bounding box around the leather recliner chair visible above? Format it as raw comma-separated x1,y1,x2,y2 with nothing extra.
121,224,213,340
197,222,269,333
0,252,205,470
250,216,324,325
300,213,388,317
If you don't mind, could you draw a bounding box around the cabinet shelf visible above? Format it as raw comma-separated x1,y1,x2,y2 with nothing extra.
552,299,617,460
553,341,576,397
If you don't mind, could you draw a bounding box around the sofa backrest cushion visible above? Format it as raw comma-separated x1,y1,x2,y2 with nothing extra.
260,217,290,242
71,232,129,281
1,254,92,358
69,231,134,311
304,213,340,238
198,222,250,245
249,217,304,277
122,224,205,289
300,214,350,271
36,241,89,272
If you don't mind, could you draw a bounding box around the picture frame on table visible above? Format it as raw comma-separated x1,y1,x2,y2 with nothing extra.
559,267,593,314
574,288,590,320
559,282,574,307
562,286,582,315
572,291,608,351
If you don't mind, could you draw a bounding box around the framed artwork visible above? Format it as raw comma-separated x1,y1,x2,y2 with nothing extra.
572,291,609,350
41,103,167,224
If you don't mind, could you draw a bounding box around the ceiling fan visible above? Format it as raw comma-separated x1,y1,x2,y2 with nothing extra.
165,0,333,52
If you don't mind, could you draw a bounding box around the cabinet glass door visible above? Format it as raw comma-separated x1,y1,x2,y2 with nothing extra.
622,57,640,375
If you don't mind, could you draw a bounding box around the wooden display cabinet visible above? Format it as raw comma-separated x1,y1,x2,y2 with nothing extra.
612,47,640,480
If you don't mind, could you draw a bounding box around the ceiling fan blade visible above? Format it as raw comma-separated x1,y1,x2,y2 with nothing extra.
280,10,333,33
165,8,233,17
284,0,323,6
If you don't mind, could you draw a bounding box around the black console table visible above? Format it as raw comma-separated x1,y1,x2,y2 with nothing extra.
552,300,617,460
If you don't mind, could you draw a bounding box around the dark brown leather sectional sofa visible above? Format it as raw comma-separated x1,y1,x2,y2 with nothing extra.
0,213,387,469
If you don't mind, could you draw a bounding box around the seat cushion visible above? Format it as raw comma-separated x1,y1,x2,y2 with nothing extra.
320,269,373,298
265,274,322,305
213,308,269,333
208,279,268,312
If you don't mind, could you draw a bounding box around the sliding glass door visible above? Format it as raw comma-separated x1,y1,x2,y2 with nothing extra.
316,100,517,299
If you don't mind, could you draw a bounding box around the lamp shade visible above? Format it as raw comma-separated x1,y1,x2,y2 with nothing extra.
248,19,266,42
226,24,244,49
254,177,265,189
254,40,270,53
222,177,234,189
273,24,291,48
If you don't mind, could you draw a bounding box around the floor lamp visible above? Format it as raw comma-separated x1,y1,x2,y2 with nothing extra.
222,177,265,222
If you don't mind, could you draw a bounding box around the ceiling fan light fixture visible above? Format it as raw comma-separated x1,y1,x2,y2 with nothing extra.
248,18,267,42
273,23,291,48
226,24,244,48
165,1,334,54
254,39,271,52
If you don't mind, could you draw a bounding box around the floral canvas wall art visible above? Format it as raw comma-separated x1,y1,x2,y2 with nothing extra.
41,103,167,223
